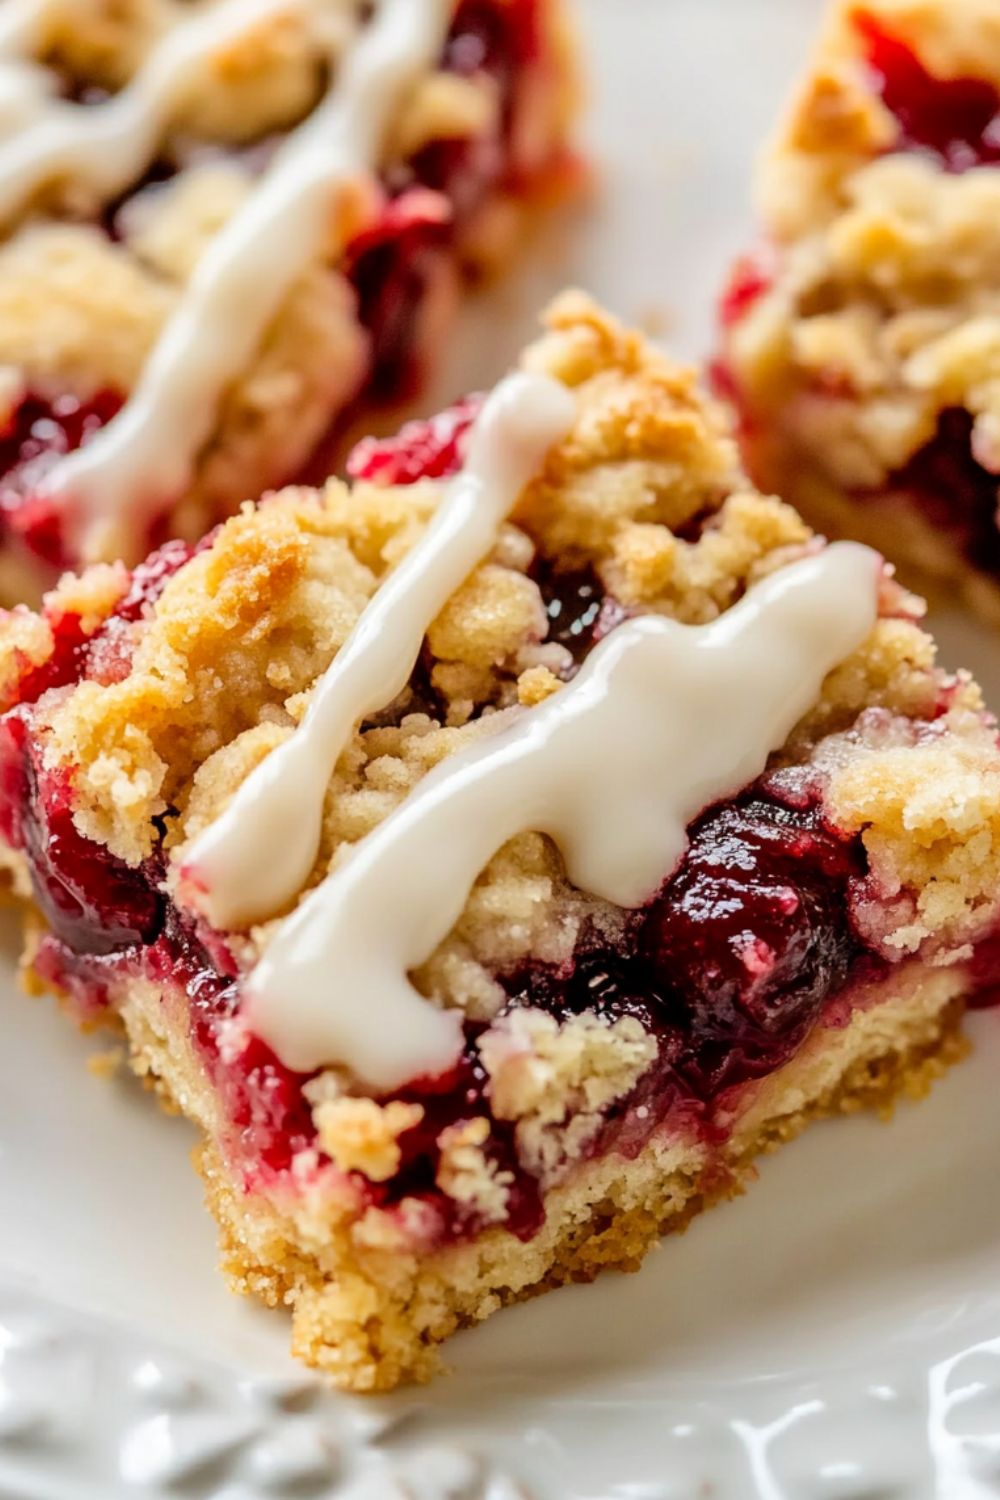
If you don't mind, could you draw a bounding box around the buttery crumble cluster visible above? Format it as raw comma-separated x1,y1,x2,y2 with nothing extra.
723,0,1000,609
7,294,1000,1218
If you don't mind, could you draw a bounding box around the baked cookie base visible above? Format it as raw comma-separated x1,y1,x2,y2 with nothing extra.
30,953,968,1392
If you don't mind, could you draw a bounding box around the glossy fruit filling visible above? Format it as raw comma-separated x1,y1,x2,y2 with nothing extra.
855,12,1000,171
877,408,1000,578
0,389,123,568
347,394,483,485
531,560,627,664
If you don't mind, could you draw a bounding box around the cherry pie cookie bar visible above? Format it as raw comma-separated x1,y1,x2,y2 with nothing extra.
0,0,577,602
4,295,1000,1392
718,0,1000,620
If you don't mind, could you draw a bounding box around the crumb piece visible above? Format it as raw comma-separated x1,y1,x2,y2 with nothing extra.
312,1097,424,1184
87,1045,124,1079
480,1009,657,1181
435,1116,512,1222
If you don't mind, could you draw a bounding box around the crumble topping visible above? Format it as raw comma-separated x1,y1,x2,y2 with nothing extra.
825,704,1000,956
479,1008,658,1181
736,152,1000,492
311,1095,424,1183
0,226,175,398
724,0,1000,605
434,1117,512,1223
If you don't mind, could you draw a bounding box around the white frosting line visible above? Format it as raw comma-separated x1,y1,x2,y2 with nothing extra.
186,371,575,931
38,0,452,560
0,58,54,141
0,0,53,136
243,541,882,1092
0,0,45,56
0,0,331,219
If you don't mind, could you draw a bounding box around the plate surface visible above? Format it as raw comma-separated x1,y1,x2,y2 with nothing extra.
3,3,1000,1497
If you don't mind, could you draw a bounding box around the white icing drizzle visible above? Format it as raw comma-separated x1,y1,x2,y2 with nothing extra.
32,0,452,560
0,0,327,223
0,0,45,56
243,541,881,1092
0,58,54,141
0,0,53,137
186,371,576,931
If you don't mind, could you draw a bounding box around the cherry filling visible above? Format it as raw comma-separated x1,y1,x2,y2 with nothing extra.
718,248,776,332
347,394,482,485
0,718,160,957
503,793,870,1106
0,646,887,1242
0,389,123,568
530,559,627,664
2,536,193,712
875,408,1000,578
854,12,1000,171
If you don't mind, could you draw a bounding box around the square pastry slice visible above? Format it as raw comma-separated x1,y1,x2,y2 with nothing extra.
0,0,577,602
4,294,1000,1392
717,0,1000,621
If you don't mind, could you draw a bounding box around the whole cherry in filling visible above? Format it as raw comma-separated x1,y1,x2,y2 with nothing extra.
503,788,869,1104
1,719,161,956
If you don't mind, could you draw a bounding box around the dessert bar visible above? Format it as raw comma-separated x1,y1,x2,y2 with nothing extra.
4,296,999,1390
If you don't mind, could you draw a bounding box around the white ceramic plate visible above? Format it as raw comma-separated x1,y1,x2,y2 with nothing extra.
3,3,1000,1496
